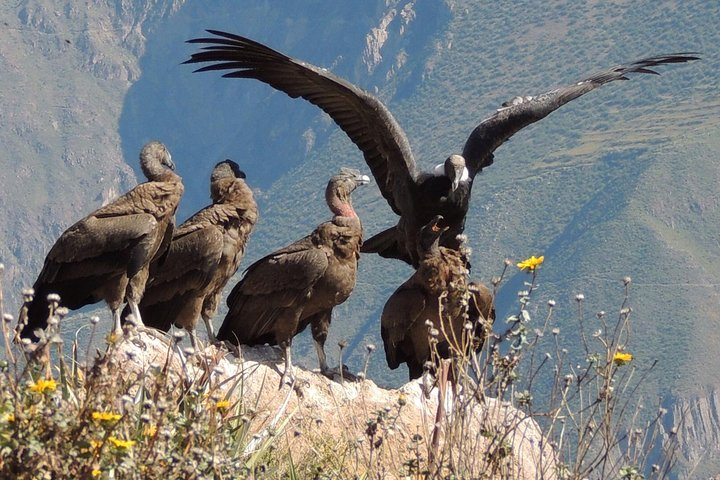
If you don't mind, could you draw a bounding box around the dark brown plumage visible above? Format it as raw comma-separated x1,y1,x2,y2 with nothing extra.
133,159,258,346
18,141,183,340
381,216,495,380
184,30,699,267
217,168,369,385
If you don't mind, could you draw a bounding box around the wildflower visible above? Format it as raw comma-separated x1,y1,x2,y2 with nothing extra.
29,378,57,394
108,436,136,450
613,352,633,366
4,413,15,423
92,469,101,477
143,424,157,437
81,439,103,454
514,390,533,407
516,255,544,271
618,466,641,479
106,332,121,344
215,399,231,410
92,411,122,423
398,393,407,406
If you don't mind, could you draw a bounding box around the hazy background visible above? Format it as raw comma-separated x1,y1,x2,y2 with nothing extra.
1,1,718,475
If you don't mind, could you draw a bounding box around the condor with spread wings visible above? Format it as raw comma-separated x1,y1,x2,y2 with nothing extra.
185,31,698,267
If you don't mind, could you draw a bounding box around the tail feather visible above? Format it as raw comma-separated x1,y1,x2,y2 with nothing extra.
17,289,52,341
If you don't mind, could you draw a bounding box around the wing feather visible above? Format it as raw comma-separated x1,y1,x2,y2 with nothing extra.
38,213,158,284
223,243,329,342
381,286,426,369
462,53,700,178
145,226,224,301
185,29,417,216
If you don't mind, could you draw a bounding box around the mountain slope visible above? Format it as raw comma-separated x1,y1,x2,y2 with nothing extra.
1,1,719,476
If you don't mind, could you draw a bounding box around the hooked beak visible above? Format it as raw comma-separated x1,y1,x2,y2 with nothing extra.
356,174,371,186
430,215,448,234
165,153,176,171
451,165,464,191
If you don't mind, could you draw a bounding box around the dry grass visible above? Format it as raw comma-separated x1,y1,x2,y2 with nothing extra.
0,259,681,479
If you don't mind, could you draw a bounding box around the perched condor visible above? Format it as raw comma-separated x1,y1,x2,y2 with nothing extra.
381,216,495,380
133,159,258,346
18,141,183,340
217,168,369,386
184,30,698,267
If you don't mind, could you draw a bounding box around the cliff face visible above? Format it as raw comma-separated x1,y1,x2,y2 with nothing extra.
669,388,720,478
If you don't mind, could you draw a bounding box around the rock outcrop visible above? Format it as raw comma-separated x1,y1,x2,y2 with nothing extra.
113,330,555,479
667,388,720,478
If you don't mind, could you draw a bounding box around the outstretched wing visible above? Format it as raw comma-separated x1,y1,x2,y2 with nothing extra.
462,53,700,178
185,29,416,216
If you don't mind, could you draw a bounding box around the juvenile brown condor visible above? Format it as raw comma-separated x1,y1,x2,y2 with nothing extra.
184,30,698,267
131,159,258,347
381,216,495,380
217,168,369,386
18,141,183,340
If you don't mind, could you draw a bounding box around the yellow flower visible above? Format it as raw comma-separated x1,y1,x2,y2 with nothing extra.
517,255,544,271
108,436,136,450
80,439,103,454
28,378,57,393
106,332,121,344
91,469,102,477
215,399,231,410
92,411,122,423
398,393,408,406
143,424,157,437
613,352,633,365
4,413,15,423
